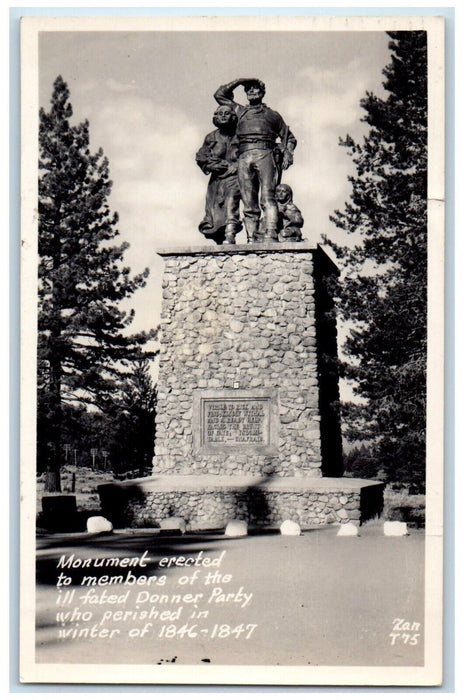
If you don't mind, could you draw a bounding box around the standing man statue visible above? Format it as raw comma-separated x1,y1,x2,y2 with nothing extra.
214,78,297,242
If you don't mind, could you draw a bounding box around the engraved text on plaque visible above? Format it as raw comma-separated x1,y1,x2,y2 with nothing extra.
193,389,279,455
204,399,268,446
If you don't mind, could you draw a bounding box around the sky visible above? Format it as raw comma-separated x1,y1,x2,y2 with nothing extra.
39,28,391,340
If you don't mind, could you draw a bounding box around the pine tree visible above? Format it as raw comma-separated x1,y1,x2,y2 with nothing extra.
109,360,158,478
38,76,155,491
326,31,427,487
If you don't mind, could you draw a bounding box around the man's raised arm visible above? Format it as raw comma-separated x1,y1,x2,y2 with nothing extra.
214,78,256,109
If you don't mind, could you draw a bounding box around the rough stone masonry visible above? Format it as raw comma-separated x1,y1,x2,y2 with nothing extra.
154,243,342,478
99,243,383,529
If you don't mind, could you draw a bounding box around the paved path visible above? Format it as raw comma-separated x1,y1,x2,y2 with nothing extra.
36,524,425,667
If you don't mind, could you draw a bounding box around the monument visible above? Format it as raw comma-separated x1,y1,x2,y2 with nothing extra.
99,79,384,529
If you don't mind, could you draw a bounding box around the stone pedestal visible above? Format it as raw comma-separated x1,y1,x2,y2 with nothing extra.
98,475,384,530
154,242,343,479
98,243,384,528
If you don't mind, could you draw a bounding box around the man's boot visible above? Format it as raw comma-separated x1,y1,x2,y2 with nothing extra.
263,228,278,241
245,219,259,243
224,224,236,245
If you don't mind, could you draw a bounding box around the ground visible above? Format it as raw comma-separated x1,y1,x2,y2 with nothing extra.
37,466,109,514
36,523,425,668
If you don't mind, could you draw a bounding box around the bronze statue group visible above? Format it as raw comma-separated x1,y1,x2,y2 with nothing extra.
196,78,304,246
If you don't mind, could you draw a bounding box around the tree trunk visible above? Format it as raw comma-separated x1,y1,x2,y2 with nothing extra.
44,217,63,493
44,467,61,493
43,438,61,493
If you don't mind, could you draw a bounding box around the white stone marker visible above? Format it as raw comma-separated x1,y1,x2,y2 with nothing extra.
280,520,301,536
336,522,359,537
87,516,113,534
384,521,408,537
160,517,186,533
225,520,248,537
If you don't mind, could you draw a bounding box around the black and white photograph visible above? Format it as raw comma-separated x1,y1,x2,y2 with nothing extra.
20,14,444,685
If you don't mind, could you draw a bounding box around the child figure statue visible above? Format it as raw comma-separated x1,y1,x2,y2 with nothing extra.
275,184,304,242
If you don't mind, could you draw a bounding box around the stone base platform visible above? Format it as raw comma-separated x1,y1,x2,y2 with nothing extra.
98,476,384,530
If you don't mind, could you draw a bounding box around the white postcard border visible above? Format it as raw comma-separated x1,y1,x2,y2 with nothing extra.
20,13,445,686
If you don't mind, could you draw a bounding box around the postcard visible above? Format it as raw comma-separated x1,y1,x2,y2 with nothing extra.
20,14,444,685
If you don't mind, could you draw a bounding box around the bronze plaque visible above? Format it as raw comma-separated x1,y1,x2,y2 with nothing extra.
193,389,279,455
204,399,269,446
